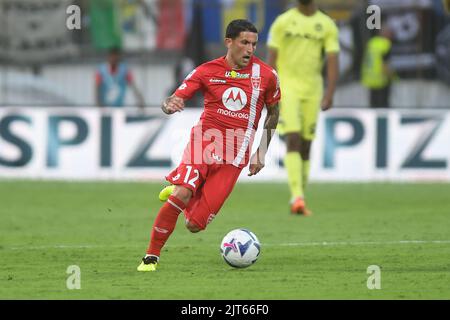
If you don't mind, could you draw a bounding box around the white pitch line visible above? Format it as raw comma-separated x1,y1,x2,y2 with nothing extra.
272,240,450,247
4,244,138,250
3,240,450,251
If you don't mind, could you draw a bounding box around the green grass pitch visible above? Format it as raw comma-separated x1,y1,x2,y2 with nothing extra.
0,180,449,299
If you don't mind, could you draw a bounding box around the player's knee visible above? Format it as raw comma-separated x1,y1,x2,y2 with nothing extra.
172,186,192,205
286,133,301,152
186,221,202,233
299,138,312,160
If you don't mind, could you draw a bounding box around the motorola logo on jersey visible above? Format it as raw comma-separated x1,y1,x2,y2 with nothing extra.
222,87,247,111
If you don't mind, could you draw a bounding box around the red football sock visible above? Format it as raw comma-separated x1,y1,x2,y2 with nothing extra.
146,195,186,257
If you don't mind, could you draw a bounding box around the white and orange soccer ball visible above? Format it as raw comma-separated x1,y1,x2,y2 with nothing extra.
220,228,261,268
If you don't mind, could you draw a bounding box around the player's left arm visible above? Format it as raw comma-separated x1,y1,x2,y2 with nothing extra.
321,53,339,111
249,68,281,176
321,21,340,111
266,16,282,71
248,103,279,176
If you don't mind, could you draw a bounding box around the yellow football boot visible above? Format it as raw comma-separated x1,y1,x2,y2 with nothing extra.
158,185,175,202
137,256,158,272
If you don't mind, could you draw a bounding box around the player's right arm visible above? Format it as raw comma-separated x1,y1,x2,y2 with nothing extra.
162,66,205,115
162,94,185,114
266,15,283,71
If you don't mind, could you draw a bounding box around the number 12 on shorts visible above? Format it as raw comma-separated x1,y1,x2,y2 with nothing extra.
184,165,199,188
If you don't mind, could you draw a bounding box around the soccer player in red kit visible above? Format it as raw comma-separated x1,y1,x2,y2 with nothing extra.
138,19,281,271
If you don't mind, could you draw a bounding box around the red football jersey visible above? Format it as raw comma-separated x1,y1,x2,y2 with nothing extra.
175,55,281,168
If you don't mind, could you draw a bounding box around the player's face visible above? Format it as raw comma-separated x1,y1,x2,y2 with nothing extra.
226,31,258,69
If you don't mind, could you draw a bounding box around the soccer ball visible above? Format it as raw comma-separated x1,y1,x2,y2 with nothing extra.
220,228,261,268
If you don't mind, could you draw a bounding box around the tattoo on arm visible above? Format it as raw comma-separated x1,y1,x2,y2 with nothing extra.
265,104,279,130
161,97,169,114
258,104,279,156
161,95,175,114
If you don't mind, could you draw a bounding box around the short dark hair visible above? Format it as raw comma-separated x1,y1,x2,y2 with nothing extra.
225,19,258,39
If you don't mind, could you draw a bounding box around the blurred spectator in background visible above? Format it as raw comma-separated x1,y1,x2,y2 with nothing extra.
167,57,203,108
361,24,396,108
90,0,123,50
166,0,206,108
95,47,145,109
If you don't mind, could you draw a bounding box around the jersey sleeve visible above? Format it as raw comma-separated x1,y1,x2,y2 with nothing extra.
264,69,281,107
174,66,204,100
324,20,340,53
267,16,283,50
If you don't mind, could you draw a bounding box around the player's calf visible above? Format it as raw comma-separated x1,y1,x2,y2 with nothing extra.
172,185,193,205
